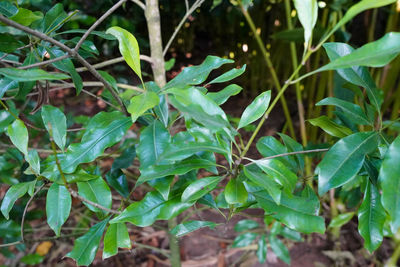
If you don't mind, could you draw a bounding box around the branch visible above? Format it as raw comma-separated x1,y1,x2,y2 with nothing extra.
18,54,70,70
162,0,205,56
75,0,127,51
131,0,146,10
68,189,121,214
75,55,152,72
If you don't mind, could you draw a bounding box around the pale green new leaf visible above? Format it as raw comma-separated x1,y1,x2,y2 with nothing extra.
103,223,131,259
293,0,318,49
41,105,67,150
10,8,42,26
106,26,142,80
224,178,248,204
328,212,354,228
46,183,71,236
238,91,271,129
308,116,353,138
127,91,160,123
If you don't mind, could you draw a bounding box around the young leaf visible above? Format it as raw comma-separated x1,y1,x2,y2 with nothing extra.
170,221,218,237
358,181,386,252
10,8,42,26
106,26,142,80
0,68,69,81
7,119,28,155
378,135,400,233
77,177,112,216
41,105,67,150
127,91,160,123
257,235,267,263
103,223,131,259
328,212,354,228
224,178,248,204
269,235,290,264
207,84,242,105
208,64,246,84
317,132,378,195
293,0,318,49
0,182,32,219
46,183,71,236
308,116,353,138
181,176,222,202
66,218,109,266
238,90,271,129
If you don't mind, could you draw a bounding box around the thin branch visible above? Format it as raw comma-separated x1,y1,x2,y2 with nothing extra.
244,148,330,166
130,0,146,10
1,59,22,65
74,0,127,51
0,240,23,248
75,55,152,72
18,54,70,70
162,0,205,56
68,189,121,214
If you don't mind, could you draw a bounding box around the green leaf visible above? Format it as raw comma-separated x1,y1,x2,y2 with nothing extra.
41,105,67,150
171,220,218,237
323,42,382,111
7,119,28,155
10,8,42,26
46,183,71,236
42,3,67,34
26,150,40,175
1,182,32,219
0,68,70,81
308,116,353,138
255,159,298,194
269,235,290,264
164,56,233,90
99,71,118,93
316,97,371,125
0,1,18,17
137,158,217,185
328,212,354,228
238,91,271,129
379,135,400,233
159,142,229,162
257,136,297,171
181,176,222,202
128,91,160,123
243,167,281,204
20,254,44,265
317,132,378,195
0,34,20,53
232,233,257,248
137,120,170,169
358,181,386,252
110,191,165,226
208,64,246,84
0,77,18,98
257,235,267,263
157,198,194,220
106,26,142,80
206,84,242,105
66,218,109,266
147,176,174,200
252,190,325,234
278,133,305,171
224,178,248,204
103,223,131,259
61,111,131,173
77,177,112,215
234,219,259,232
293,0,318,48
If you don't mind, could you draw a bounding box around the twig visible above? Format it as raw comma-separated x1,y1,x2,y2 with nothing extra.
21,183,46,243
75,0,127,51
130,0,146,10
133,242,170,257
68,189,121,214
18,54,70,70
75,55,152,72
162,0,205,56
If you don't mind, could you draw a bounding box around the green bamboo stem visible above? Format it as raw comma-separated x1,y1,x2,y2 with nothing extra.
240,3,296,139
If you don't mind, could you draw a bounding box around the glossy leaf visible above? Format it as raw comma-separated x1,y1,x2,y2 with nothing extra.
157,197,194,220
308,116,353,138
0,68,69,81
61,111,131,173
316,97,371,125
103,223,131,259
66,218,109,266
256,136,297,171
181,176,222,202
171,220,218,237
0,1,18,17
293,0,318,48
328,212,354,228
41,105,67,150
0,77,18,98
164,56,233,89
1,182,32,219
257,235,267,263
159,142,229,162
10,8,42,26
256,159,298,193
232,233,257,248
317,132,378,195
234,219,259,232
207,84,242,105
147,176,174,201
358,181,386,252
128,91,160,123
26,150,40,175
42,3,67,33
208,64,246,84
269,235,290,264
243,167,282,204
278,133,305,171
106,26,142,80
46,183,71,236
238,90,271,129
110,191,165,226
0,34,20,54
253,190,325,234
77,177,112,215
225,178,248,204
7,119,28,155
379,135,400,233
